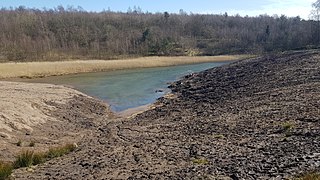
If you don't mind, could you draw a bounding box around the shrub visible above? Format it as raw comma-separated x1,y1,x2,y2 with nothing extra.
0,161,13,180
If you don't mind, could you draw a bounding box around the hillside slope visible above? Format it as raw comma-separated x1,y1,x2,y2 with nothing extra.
13,51,320,179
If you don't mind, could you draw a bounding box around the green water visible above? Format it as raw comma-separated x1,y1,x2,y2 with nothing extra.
28,62,228,112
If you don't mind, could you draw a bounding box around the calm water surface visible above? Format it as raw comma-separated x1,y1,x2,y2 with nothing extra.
28,62,228,112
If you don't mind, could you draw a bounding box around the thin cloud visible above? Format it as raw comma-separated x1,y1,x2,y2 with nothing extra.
263,0,314,19
203,0,315,19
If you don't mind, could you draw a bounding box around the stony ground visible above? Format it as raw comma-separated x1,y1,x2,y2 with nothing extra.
12,50,320,179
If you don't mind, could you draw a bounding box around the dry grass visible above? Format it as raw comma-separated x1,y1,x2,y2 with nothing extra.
295,172,320,180
0,143,77,179
13,150,34,168
0,55,250,79
0,161,13,180
46,144,77,159
192,158,209,165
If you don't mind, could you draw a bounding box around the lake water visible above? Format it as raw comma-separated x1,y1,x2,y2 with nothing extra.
27,62,228,112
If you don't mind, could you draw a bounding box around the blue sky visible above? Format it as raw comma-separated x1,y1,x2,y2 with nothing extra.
0,0,315,19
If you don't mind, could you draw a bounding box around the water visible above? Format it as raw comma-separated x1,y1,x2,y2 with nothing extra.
28,62,228,112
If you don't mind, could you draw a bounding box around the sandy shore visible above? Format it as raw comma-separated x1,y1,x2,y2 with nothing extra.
0,81,111,162
0,55,248,79
0,81,85,132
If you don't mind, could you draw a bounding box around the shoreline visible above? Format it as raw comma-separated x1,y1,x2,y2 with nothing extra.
4,50,320,179
117,104,152,118
0,55,250,79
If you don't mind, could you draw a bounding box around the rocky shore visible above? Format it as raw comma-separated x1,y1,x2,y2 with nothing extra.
12,50,320,179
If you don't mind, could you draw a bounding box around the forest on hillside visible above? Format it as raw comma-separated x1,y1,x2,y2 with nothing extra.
0,6,319,61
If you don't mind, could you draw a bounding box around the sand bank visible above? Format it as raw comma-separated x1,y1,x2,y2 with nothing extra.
0,55,248,79
0,81,110,161
0,81,87,132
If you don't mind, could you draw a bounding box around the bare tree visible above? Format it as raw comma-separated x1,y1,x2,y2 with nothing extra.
311,0,320,45
0,6,316,61
311,0,320,20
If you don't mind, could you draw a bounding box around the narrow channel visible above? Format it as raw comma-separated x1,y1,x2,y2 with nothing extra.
27,62,229,112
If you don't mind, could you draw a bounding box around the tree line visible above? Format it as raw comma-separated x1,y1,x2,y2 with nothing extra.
0,6,318,62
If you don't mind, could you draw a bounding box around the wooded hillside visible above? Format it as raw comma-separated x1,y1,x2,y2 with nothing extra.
0,6,318,61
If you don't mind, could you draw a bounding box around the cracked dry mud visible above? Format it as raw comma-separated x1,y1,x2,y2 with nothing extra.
12,50,320,179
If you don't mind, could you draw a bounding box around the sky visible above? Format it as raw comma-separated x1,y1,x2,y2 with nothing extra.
0,0,315,19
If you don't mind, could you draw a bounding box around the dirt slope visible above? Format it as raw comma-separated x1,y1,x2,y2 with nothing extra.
13,51,320,179
0,82,111,162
